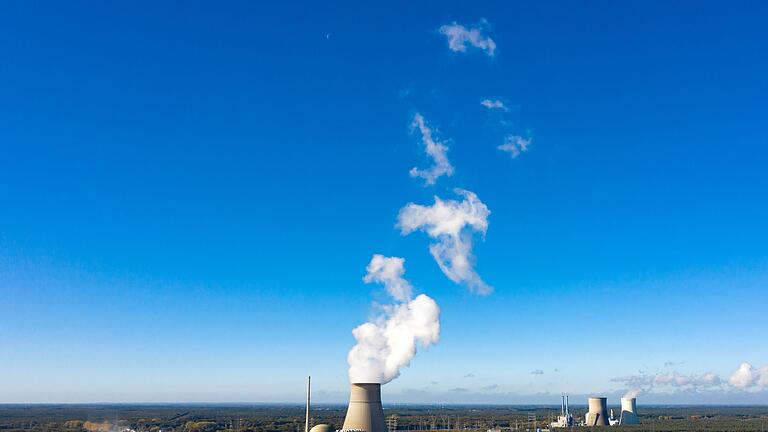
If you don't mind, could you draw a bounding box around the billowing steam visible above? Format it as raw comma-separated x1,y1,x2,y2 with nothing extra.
397,189,492,294
347,255,441,384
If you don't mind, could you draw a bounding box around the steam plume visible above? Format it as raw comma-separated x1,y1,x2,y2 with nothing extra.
347,255,441,384
397,189,492,294
409,113,454,186
498,134,531,159
363,254,412,302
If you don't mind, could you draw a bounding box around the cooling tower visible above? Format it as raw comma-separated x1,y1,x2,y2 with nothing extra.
586,397,609,426
341,383,387,432
309,426,333,432
619,397,640,425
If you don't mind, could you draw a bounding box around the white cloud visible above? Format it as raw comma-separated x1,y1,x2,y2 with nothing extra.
438,21,496,56
531,369,544,375
363,254,412,302
729,362,768,390
409,113,454,186
498,134,531,159
349,256,441,384
397,189,492,294
481,99,508,111
612,370,723,397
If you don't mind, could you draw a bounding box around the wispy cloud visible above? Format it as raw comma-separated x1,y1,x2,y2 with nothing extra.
397,189,492,294
481,99,508,111
438,21,496,56
409,113,454,186
531,369,544,375
482,384,499,391
498,134,531,159
450,387,469,393
612,370,723,398
363,254,412,302
463,373,475,378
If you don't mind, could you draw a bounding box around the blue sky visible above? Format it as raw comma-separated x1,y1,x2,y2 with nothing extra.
1,1,767,404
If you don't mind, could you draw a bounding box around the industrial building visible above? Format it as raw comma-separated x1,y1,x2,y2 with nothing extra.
303,377,639,431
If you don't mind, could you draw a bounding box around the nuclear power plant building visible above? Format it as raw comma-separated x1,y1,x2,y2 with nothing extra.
341,383,387,432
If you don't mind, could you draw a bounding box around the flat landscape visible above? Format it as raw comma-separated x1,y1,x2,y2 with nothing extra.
1,405,767,432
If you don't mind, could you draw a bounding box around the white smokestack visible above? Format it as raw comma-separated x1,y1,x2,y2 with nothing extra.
347,255,440,384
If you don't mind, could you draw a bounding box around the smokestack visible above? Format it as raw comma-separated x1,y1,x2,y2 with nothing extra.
561,395,565,417
565,395,569,417
341,383,387,432
619,397,640,425
586,397,609,426
305,376,311,432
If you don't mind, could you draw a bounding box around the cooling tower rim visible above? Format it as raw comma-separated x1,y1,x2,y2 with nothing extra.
350,382,382,385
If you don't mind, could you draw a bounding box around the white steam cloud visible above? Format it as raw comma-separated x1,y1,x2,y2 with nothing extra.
614,361,768,397
409,113,454,186
397,189,492,294
347,255,441,384
481,99,508,111
439,21,496,56
498,134,531,159
613,370,724,398
363,254,412,302
728,362,768,390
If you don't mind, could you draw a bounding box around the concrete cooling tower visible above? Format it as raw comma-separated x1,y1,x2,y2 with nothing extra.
586,397,609,426
341,383,387,432
619,397,640,425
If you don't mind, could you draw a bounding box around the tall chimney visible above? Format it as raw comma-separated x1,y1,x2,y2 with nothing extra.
586,397,609,426
619,397,640,425
560,395,565,417
341,383,387,432
305,376,311,432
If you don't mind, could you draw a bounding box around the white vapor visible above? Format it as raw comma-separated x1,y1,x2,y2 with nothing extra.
612,371,723,397
481,99,507,111
729,362,768,390
409,113,454,186
397,189,492,294
498,134,531,159
363,254,412,302
438,21,496,56
347,255,441,384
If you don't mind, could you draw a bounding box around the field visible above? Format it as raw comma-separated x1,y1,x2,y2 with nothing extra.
1,404,767,432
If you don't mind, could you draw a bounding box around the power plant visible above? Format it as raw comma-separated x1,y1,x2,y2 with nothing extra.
586,397,610,426
619,397,640,425
304,379,639,431
341,383,388,432
549,395,573,428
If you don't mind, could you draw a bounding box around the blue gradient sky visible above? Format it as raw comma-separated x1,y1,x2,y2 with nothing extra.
1,1,767,403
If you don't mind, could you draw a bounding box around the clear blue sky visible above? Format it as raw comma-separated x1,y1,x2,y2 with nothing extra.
1,1,767,404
